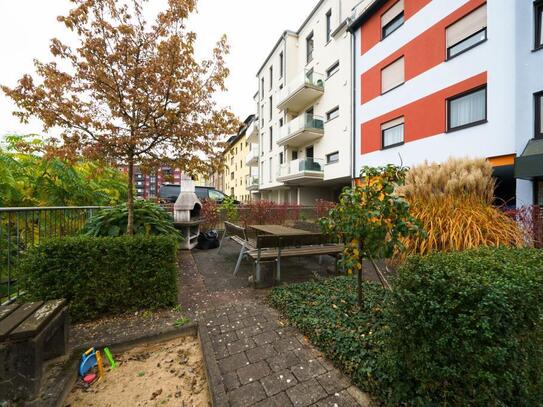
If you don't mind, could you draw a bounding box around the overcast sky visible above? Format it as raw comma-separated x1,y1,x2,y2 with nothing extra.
0,0,316,137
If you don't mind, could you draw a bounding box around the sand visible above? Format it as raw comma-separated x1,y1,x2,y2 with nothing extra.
64,335,210,407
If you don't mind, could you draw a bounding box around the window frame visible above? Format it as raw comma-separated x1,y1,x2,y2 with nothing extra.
279,52,284,78
446,27,487,60
269,65,273,90
326,61,340,79
535,91,543,139
382,11,404,39
446,85,488,133
326,151,339,164
380,56,405,95
326,106,340,122
326,10,332,43
535,0,543,51
306,32,314,64
381,122,405,150
269,126,273,152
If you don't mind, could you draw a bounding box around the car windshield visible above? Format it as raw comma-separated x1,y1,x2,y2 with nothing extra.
159,185,180,198
209,189,226,201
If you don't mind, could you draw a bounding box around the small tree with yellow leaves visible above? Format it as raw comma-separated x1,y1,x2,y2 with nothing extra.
320,165,423,306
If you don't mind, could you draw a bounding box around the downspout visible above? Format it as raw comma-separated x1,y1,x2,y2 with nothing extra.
351,26,357,184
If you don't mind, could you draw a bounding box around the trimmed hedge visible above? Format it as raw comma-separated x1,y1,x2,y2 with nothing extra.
385,247,543,406
270,248,543,406
20,236,178,322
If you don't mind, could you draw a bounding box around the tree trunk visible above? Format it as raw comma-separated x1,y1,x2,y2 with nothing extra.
127,156,135,236
358,241,364,307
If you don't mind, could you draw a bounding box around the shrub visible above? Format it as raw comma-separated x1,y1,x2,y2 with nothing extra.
314,199,336,219
201,199,220,231
83,200,180,238
384,247,543,406
20,236,178,322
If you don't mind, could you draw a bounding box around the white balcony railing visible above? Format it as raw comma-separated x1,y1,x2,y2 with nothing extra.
245,145,259,166
276,70,325,112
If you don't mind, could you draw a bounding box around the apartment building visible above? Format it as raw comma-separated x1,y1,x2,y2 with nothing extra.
223,115,257,203
254,0,357,205
129,166,186,199
348,0,543,207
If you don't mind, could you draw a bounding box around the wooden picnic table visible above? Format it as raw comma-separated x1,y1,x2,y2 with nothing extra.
249,225,313,236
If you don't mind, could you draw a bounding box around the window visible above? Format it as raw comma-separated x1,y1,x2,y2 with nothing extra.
269,65,273,89
381,0,404,39
279,152,284,164
326,106,340,121
535,0,543,50
536,91,543,139
326,151,339,164
279,118,284,127
447,86,487,131
381,57,404,94
269,127,273,151
326,61,339,78
326,10,332,42
292,150,298,160
306,32,314,63
269,96,273,120
381,117,404,149
261,77,264,99
279,52,284,78
446,5,487,59
268,158,272,182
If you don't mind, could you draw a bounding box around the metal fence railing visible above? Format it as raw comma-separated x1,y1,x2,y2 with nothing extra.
0,206,108,304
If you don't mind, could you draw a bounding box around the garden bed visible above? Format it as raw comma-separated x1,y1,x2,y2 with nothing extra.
64,335,209,406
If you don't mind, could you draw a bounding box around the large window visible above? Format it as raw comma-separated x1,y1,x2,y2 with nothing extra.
326,10,332,42
447,86,487,131
306,32,314,63
381,117,404,149
446,5,487,59
381,0,404,39
536,0,543,50
381,57,404,94
536,91,543,139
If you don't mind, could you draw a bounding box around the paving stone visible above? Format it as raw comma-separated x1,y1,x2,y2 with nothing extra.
346,385,373,406
316,370,351,395
237,360,271,385
246,343,278,363
223,371,241,391
220,322,240,334
253,330,280,346
286,378,328,407
260,369,298,396
267,352,301,372
236,325,263,338
317,356,337,372
253,391,294,407
227,337,257,355
218,352,249,374
241,315,269,327
211,331,238,346
228,381,267,407
214,343,230,360
273,337,302,353
291,359,327,382
313,389,360,407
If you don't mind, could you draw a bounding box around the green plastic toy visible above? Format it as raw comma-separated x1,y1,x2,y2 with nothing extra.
103,347,117,369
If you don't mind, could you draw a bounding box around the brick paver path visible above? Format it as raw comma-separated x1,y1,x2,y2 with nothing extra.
183,242,372,406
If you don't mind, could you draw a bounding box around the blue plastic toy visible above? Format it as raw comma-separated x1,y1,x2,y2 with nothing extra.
79,348,97,377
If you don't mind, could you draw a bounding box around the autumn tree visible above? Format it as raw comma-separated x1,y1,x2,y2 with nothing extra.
2,0,239,234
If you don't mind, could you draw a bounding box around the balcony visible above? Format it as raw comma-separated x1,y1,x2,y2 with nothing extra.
277,114,324,148
276,71,325,112
246,175,259,191
245,145,259,166
277,158,325,183
246,119,259,142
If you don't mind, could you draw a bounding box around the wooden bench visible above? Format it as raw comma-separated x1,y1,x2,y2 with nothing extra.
218,221,256,276
0,299,69,402
247,233,344,283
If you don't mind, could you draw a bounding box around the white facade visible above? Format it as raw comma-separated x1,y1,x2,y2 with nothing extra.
350,0,543,207
253,0,357,204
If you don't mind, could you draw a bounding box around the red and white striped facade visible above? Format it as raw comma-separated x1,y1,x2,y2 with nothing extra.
350,0,543,206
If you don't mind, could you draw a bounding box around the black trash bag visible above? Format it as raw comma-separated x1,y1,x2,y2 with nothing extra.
197,230,220,250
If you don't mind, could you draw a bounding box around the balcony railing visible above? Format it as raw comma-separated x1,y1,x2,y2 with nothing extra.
276,70,325,112
277,158,325,183
246,175,259,190
245,145,259,166
278,114,325,147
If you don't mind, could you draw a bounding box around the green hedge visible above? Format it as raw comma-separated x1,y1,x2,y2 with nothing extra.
20,236,178,322
385,247,543,406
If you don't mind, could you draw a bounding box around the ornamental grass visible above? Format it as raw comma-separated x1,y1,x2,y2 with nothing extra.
397,158,525,259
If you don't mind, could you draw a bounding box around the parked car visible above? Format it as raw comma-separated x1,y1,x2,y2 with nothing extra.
159,184,239,204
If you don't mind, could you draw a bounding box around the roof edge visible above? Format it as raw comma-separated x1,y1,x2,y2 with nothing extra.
348,0,386,33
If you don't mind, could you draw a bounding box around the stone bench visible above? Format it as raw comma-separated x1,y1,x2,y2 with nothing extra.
0,299,69,402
